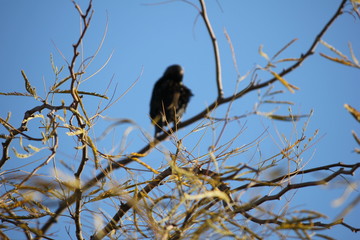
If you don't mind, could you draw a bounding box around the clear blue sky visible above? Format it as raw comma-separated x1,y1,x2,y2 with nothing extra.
1,1,359,239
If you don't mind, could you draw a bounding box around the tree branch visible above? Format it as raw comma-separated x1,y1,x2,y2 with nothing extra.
233,162,360,191
234,163,360,213
0,103,70,169
199,0,223,99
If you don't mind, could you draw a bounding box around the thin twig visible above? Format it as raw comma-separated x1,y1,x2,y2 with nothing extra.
0,103,70,168
234,163,360,213
17,112,59,188
199,0,223,99
233,162,360,191
74,189,84,240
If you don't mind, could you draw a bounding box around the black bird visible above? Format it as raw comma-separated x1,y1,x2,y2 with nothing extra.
150,64,193,137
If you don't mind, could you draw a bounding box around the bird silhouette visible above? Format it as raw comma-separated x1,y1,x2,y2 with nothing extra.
150,65,193,137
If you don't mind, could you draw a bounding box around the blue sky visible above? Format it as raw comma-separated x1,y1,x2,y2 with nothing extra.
1,1,359,239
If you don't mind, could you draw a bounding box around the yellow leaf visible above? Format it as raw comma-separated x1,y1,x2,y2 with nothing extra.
130,155,159,174
320,53,353,67
320,40,348,59
344,104,360,122
66,129,85,136
12,147,35,158
27,145,42,152
276,58,300,63
270,71,299,93
86,135,99,168
21,70,37,97
56,115,66,123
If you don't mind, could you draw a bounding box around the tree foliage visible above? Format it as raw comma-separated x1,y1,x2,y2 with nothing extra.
0,1,359,239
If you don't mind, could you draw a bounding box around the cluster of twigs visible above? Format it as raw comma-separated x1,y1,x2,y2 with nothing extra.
0,0,359,239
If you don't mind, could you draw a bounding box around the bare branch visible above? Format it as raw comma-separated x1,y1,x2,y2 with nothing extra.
0,103,70,168
234,163,360,213
199,0,224,99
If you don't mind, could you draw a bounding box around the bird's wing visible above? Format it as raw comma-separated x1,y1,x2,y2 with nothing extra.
168,91,180,110
150,78,166,119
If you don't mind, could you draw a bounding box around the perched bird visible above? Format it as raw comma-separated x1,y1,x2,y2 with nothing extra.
150,64,193,137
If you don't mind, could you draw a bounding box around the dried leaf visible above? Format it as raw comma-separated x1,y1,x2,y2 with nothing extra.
344,104,360,122
320,53,354,67
50,53,64,75
0,92,32,96
264,113,308,121
259,45,270,61
12,147,35,159
320,40,348,59
21,70,37,97
272,38,298,60
257,110,309,122
276,58,300,63
27,145,43,152
51,89,108,99
266,90,285,96
264,100,294,105
51,76,72,90
130,154,159,174
55,115,66,123
86,135,99,168
348,42,359,66
270,71,299,93
66,129,85,136
352,130,360,145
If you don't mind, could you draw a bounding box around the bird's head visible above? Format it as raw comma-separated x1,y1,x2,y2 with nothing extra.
164,64,184,82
